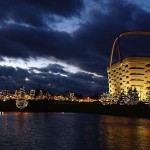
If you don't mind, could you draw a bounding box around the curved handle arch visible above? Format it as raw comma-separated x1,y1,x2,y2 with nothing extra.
109,31,150,68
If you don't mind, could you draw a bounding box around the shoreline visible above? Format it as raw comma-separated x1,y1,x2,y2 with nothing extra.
0,100,150,119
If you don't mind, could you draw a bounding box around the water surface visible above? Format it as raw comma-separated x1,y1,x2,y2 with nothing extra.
0,112,150,150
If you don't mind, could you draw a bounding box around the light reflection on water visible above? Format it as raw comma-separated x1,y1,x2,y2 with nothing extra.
99,116,150,150
0,112,150,150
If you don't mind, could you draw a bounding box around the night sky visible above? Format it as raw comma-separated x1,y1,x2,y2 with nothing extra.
0,0,150,95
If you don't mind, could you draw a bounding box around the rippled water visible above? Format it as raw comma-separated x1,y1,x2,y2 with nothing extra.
0,112,150,150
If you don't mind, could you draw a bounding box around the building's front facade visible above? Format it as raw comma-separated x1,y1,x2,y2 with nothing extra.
107,56,150,101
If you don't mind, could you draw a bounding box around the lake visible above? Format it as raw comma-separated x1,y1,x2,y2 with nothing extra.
0,112,150,150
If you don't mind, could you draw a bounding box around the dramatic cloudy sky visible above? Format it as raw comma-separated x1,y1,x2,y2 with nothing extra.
0,0,150,95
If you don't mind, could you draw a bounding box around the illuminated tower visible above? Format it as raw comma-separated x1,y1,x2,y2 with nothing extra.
107,31,150,101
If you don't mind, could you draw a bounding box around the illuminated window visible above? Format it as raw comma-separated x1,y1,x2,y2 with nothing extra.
129,67,144,69
130,79,144,81
129,73,144,75
146,64,150,67
147,87,150,90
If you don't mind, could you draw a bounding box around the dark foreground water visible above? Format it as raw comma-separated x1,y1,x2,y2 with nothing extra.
0,112,150,150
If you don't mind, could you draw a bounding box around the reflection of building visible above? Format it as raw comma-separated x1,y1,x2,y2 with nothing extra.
107,56,150,101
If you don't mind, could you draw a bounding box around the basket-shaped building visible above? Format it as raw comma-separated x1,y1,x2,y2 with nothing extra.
107,31,150,101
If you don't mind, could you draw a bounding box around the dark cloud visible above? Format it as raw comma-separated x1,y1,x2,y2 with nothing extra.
0,64,106,95
0,0,150,94
0,0,84,28
0,66,29,90
71,0,150,71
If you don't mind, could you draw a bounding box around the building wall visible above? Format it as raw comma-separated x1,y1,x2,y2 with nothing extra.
107,57,150,101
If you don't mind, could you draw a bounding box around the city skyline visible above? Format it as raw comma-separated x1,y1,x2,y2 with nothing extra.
0,0,150,95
